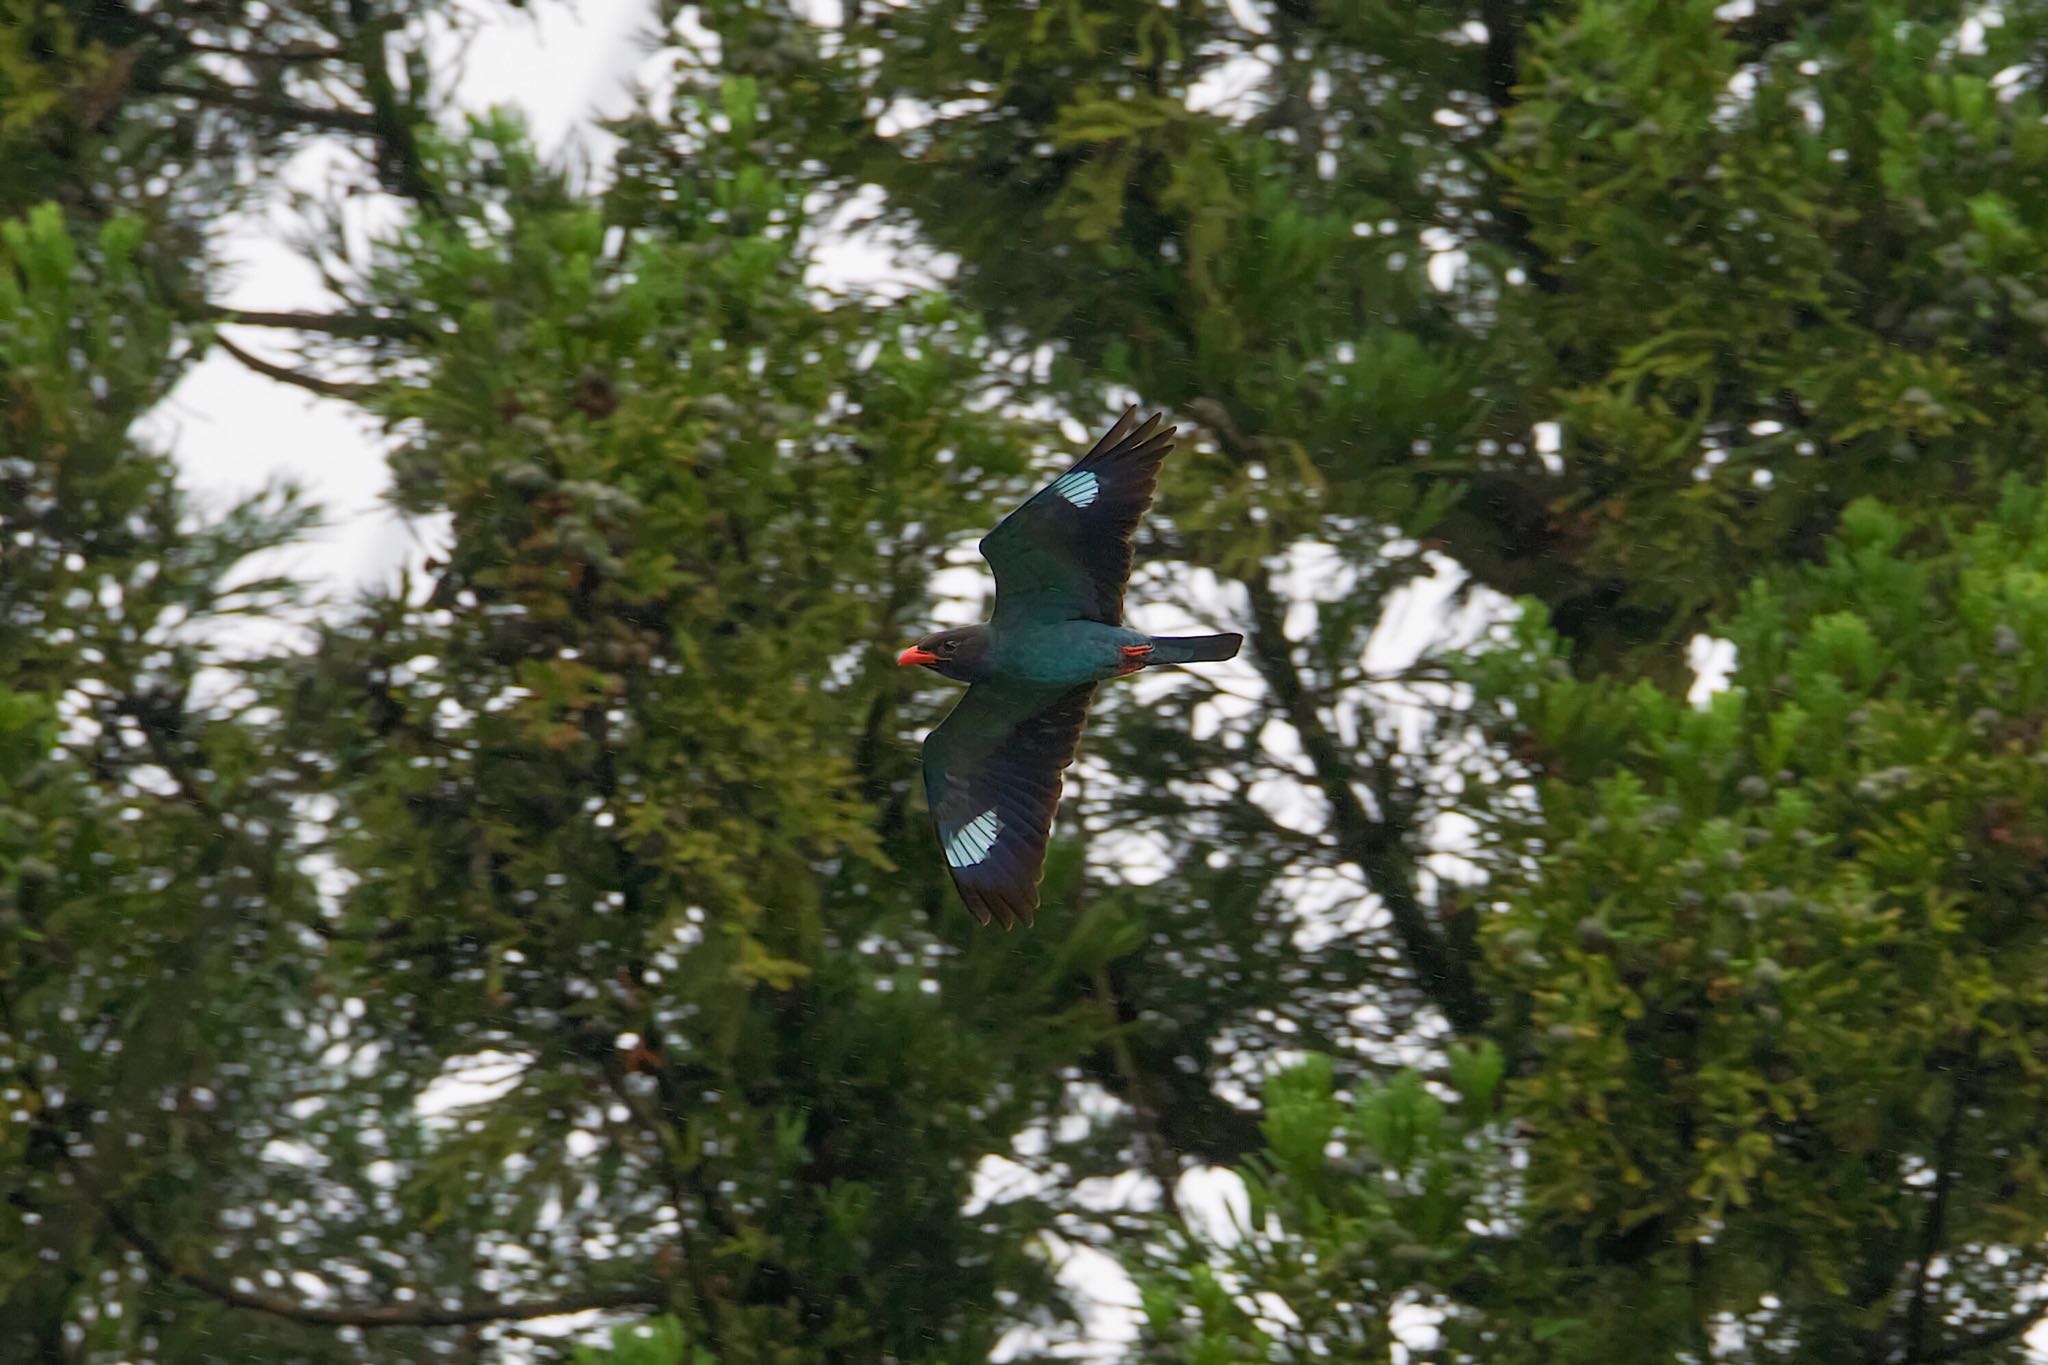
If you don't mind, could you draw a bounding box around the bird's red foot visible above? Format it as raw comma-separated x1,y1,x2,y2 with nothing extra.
1116,644,1153,676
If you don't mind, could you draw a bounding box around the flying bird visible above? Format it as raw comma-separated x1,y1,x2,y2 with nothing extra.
898,408,1243,928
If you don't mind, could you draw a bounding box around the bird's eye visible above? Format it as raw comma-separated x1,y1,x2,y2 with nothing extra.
937,641,955,656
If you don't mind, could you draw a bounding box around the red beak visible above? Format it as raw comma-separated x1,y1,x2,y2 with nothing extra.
897,645,939,667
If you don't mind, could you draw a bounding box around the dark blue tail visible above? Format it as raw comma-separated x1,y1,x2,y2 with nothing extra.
1147,633,1243,665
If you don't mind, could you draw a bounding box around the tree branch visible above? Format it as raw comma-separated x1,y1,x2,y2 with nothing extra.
1241,570,1488,1034
146,77,380,135
17,1037,669,1336
1721,0,1838,60
101,1200,664,1329
118,6,349,68
1185,397,1488,1031
1087,961,1188,1219
121,698,222,825
1063,808,1185,1218
1478,0,1532,114
1894,1039,1982,1363
180,38,349,65
209,306,419,340
345,0,446,213
1919,1302,2048,1364
1902,1083,1967,1357
214,332,376,400
142,6,444,213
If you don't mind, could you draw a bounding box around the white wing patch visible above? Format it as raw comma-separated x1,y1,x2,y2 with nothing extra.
944,809,1003,868
1051,469,1100,508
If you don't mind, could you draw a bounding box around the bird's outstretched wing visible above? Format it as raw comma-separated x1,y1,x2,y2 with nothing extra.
922,681,1097,928
981,408,1175,627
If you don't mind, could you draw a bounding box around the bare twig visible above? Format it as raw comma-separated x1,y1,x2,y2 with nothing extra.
100,1200,665,1329
1894,1039,1982,1363
214,333,376,400
1478,0,1532,114
1919,1302,2048,1364
1184,398,1488,1032
3,1003,665,1335
1243,571,1487,1034
147,77,379,135
345,0,445,213
1087,960,1186,1221
1065,809,1184,1219
1902,1079,1969,1355
180,38,349,64
209,306,419,340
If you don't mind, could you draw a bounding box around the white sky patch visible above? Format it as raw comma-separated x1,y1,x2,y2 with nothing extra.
806,183,948,299
1087,822,1176,888
1390,1297,1447,1359
149,350,419,594
1178,1164,1253,1248
992,1233,1144,1362
1072,1168,1161,1214
289,1270,336,1303
1427,245,1469,291
435,0,655,154
1687,633,1738,705
966,1153,1048,1217
928,554,993,627
1956,6,2004,58
1270,539,1355,619
262,1137,327,1169
137,141,418,606
1364,552,1489,675
1534,419,1564,474
1280,864,1377,953
791,0,847,25
415,1050,533,1125
1424,807,1486,890
875,96,937,139
1187,677,1262,744
1221,0,1274,38
1187,49,1277,119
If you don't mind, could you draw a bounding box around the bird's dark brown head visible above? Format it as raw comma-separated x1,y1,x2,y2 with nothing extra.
896,625,993,683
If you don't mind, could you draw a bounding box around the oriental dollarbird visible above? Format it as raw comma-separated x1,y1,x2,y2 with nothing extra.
898,409,1243,928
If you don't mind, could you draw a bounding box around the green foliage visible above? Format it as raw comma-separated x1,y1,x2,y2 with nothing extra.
1504,0,2048,649
1139,1045,1508,1360
573,1316,705,1365
1140,484,2048,1359
234,101,1108,1357
0,194,319,1358
15,0,2048,1361
684,0,2048,1356
1463,486,2048,1358
3,11,1112,1360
